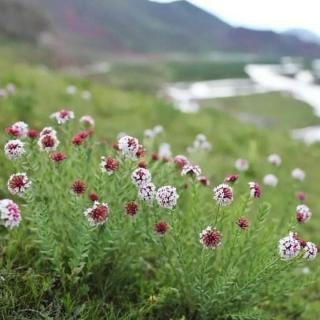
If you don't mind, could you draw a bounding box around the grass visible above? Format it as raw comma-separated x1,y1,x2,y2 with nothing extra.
1,57,320,318
201,92,320,130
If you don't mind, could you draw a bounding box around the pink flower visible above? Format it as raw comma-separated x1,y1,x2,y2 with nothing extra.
174,155,189,169
100,156,119,175
138,183,156,202
156,186,179,210
296,192,306,202
199,226,222,249
296,205,312,223
5,121,28,138
181,164,201,177
224,175,239,183
118,135,139,159
248,182,262,199
84,202,109,226
131,168,152,187
235,158,249,172
197,176,210,187
278,233,301,260
0,199,22,229
38,134,60,152
40,127,57,137
50,109,74,124
303,242,318,261
80,115,95,127
7,173,31,197
213,184,233,206
4,139,25,160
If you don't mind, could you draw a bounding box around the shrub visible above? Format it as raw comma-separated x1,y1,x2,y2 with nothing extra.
0,110,318,319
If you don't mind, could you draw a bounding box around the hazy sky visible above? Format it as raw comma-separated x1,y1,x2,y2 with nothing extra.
152,0,320,35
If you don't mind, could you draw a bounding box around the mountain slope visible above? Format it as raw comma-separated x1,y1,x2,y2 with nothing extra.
19,0,320,57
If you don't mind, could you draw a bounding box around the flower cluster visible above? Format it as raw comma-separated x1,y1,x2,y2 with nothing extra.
181,164,201,177
296,205,312,223
118,135,139,159
278,233,301,260
131,168,152,187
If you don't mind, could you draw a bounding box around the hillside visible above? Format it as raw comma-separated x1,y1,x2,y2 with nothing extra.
17,0,320,58
0,0,48,42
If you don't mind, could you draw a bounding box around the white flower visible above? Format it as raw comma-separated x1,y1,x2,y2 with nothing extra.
181,164,201,177
291,168,305,181
156,186,179,210
4,140,25,160
40,127,57,137
80,115,95,127
213,184,233,206
131,168,152,187
118,135,139,159
50,109,75,125
268,154,282,166
263,174,278,187
138,183,156,202
235,158,249,172
278,233,301,260
81,90,92,100
153,125,163,135
144,129,155,139
190,134,212,152
66,85,77,95
7,173,32,197
6,83,16,94
296,204,312,223
38,134,60,152
0,89,7,99
0,199,22,229
159,143,172,160
303,242,318,261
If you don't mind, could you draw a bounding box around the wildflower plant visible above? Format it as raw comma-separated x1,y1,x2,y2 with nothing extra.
0,109,319,320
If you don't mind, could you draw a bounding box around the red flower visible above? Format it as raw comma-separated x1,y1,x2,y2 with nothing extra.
236,217,250,230
124,201,138,217
136,145,145,158
151,153,159,161
71,135,84,146
100,156,119,174
138,160,147,169
71,180,86,196
200,226,222,249
112,143,120,151
296,192,306,202
84,202,109,225
89,192,99,202
51,152,66,163
154,221,169,236
27,129,39,139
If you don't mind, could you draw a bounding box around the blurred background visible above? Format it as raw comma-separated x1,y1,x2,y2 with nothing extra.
2,0,320,141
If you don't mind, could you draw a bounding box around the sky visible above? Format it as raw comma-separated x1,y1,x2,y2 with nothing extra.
152,0,320,36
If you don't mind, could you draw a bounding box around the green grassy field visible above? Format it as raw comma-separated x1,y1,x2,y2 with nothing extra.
201,92,320,130
1,58,320,319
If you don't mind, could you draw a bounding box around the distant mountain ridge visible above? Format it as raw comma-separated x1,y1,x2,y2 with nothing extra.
9,0,320,58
